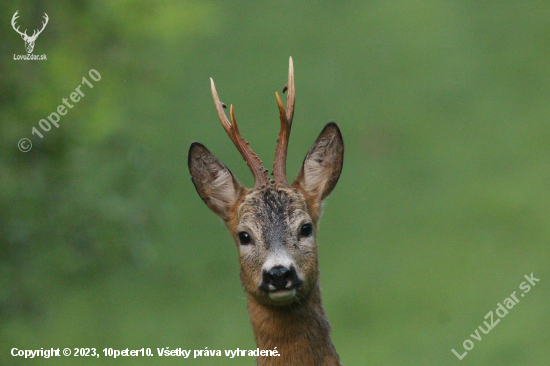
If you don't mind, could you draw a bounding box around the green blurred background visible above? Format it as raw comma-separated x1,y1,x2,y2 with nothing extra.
1,0,549,365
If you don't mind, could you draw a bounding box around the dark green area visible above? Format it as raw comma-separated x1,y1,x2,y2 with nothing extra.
1,1,549,365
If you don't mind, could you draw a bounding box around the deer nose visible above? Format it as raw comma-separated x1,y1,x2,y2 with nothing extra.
263,266,298,291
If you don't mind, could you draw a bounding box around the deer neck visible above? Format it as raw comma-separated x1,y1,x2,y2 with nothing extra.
247,284,341,366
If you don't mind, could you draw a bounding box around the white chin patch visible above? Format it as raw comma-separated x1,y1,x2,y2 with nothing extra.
268,288,296,301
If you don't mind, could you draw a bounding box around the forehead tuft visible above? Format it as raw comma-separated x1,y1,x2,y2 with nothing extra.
239,186,305,221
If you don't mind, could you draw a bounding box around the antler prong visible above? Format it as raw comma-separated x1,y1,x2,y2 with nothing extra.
272,57,295,186
275,92,286,125
229,104,239,135
286,57,295,124
210,78,230,129
11,11,27,37
210,78,269,188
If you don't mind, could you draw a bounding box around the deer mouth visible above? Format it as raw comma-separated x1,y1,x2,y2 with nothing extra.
261,277,303,302
268,288,297,301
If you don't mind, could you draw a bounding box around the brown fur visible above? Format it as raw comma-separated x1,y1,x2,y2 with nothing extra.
249,284,340,366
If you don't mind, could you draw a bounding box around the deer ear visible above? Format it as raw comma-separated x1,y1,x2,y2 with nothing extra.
188,142,244,220
292,122,344,203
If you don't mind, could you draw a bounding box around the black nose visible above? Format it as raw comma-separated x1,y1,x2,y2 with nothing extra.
262,266,298,291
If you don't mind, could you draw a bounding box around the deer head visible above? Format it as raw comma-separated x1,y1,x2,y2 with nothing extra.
12,11,49,54
188,57,344,308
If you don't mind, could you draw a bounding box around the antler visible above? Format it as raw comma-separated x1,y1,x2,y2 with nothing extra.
11,11,48,40
272,56,295,186
11,11,27,37
29,13,49,40
210,78,269,188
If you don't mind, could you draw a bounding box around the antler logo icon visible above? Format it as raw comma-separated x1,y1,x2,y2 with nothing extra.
11,11,49,54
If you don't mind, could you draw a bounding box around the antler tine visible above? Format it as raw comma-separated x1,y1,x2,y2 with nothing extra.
11,11,27,37
286,56,295,125
210,78,269,188
32,13,49,39
272,56,295,186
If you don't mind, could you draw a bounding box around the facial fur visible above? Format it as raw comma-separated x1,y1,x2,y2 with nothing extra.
225,184,320,307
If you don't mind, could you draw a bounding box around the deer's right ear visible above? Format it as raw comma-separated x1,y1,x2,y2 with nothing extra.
188,142,244,220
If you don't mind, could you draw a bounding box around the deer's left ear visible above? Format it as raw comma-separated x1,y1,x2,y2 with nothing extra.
292,122,344,203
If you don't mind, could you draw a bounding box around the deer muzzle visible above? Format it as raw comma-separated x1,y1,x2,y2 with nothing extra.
260,265,302,301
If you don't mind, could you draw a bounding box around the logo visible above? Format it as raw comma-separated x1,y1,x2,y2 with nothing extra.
12,10,48,60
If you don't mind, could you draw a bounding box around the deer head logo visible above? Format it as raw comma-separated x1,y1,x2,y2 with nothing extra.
11,11,49,54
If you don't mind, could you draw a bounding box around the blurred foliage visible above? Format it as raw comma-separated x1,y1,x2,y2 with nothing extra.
1,0,550,365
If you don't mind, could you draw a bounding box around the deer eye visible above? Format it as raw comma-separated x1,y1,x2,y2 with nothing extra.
300,223,313,237
238,231,252,245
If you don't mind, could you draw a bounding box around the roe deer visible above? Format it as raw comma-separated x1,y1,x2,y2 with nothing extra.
188,57,344,366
